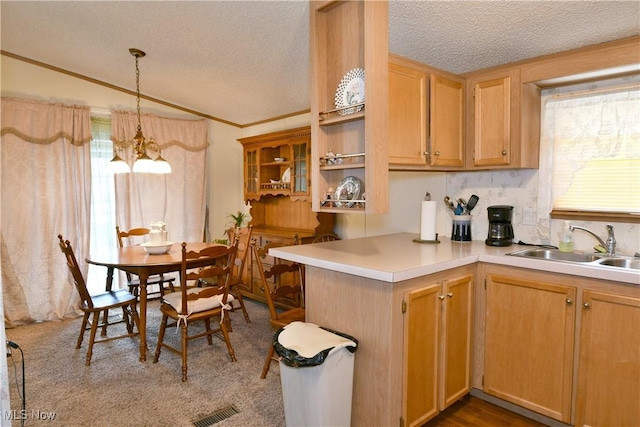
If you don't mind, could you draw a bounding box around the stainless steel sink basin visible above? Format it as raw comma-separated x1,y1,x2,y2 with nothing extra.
507,247,640,271
508,248,604,263
597,258,640,270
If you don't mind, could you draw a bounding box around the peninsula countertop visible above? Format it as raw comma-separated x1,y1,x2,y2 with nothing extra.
269,232,639,285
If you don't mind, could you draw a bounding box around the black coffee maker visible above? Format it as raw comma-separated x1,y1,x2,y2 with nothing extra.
486,205,514,246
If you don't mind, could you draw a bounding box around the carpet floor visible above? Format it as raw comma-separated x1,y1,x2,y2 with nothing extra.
5,299,286,427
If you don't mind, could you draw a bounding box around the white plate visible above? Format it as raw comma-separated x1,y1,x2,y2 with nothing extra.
335,68,365,115
282,167,291,183
140,241,174,255
334,176,362,208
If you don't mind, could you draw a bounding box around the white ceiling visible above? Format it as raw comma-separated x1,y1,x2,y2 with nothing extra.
2,1,639,127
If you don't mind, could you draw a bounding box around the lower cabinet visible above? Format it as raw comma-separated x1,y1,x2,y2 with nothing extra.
479,265,640,426
575,289,640,427
484,274,576,423
403,273,473,426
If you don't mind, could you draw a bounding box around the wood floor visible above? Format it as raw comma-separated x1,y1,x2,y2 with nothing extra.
425,395,546,426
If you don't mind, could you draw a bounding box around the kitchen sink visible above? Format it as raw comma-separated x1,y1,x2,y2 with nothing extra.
508,248,604,263
507,248,640,271
597,257,640,270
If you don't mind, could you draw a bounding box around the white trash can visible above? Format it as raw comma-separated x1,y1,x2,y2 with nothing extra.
274,321,358,427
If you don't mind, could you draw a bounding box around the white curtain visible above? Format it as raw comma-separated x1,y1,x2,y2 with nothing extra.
1,97,92,325
111,111,208,243
536,74,640,238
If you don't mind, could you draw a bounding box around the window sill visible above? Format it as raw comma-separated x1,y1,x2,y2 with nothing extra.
551,209,640,224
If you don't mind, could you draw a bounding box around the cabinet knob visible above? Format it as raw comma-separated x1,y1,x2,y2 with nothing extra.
438,295,445,300
583,302,591,309
435,151,440,157
501,150,507,156
566,298,573,305
447,292,453,298
424,151,430,156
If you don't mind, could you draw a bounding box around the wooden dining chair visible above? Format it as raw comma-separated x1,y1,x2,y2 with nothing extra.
153,241,238,382
311,232,341,243
253,241,306,379
116,226,176,299
58,234,140,366
225,226,253,323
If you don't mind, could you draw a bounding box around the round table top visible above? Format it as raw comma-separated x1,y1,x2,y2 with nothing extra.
86,242,221,268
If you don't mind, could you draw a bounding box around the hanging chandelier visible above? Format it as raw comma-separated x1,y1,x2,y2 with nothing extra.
109,48,171,174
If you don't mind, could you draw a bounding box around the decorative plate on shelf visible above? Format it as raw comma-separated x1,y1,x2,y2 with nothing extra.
334,68,365,115
334,176,362,208
282,167,291,183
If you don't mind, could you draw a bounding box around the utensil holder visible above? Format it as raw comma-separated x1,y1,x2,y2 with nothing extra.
451,216,472,242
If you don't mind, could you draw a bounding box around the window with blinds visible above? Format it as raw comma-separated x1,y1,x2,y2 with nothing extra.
542,79,640,218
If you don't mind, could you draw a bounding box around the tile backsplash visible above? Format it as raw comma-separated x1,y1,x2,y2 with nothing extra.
446,169,639,256
336,169,639,256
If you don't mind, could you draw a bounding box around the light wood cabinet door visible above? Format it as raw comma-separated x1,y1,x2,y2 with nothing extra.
430,75,464,168
465,66,540,170
403,273,473,427
389,61,428,166
484,274,576,423
403,283,440,427
472,75,511,167
441,274,473,408
575,290,640,427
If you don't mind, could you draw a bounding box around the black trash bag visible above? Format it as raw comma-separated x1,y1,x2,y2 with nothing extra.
273,324,358,368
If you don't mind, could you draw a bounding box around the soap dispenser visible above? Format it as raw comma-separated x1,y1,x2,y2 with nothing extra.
559,221,574,252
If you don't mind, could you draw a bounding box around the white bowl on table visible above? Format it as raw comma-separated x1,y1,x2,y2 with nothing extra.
140,241,174,255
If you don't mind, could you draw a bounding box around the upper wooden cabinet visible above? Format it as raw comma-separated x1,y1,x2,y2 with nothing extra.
389,55,465,170
465,67,541,169
238,126,311,201
309,0,389,214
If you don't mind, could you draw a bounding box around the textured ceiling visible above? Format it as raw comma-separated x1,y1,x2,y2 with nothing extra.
1,1,639,127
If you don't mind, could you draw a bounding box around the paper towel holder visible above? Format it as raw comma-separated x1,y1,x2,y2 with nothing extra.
413,234,440,244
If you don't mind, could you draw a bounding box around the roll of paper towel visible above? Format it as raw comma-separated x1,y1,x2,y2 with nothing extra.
420,201,437,241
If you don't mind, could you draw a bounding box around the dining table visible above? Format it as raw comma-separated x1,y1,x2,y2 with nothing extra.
86,242,221,362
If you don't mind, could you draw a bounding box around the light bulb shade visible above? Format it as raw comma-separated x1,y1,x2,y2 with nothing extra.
132,153,157,173
108,155,131,174
153,154,172,174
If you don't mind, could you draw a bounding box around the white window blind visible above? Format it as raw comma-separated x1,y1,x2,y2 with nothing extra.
542,80,640,214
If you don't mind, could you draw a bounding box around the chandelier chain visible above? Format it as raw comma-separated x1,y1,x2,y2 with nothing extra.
135,54,141,132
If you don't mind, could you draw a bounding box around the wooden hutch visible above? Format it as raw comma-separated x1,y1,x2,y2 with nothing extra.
238,126,334,304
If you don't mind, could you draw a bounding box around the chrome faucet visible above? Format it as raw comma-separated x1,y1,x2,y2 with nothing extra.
569,224,616,255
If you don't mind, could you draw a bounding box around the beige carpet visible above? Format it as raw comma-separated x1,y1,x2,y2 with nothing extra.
5,299,286,427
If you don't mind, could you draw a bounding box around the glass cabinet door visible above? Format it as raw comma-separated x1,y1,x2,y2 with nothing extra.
292,141,308,195
245,148,258,199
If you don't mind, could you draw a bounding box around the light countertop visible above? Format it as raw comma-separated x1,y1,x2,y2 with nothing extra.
269,232,639,285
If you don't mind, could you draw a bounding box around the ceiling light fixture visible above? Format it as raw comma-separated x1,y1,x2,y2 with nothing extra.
109,48,171,174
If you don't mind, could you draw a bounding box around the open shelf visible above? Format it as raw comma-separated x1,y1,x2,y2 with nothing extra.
310,0,389,214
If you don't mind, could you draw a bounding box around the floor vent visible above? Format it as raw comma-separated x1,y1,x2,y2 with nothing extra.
193,405,240,427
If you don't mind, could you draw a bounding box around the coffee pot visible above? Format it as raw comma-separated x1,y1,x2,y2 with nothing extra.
485,205,514,246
